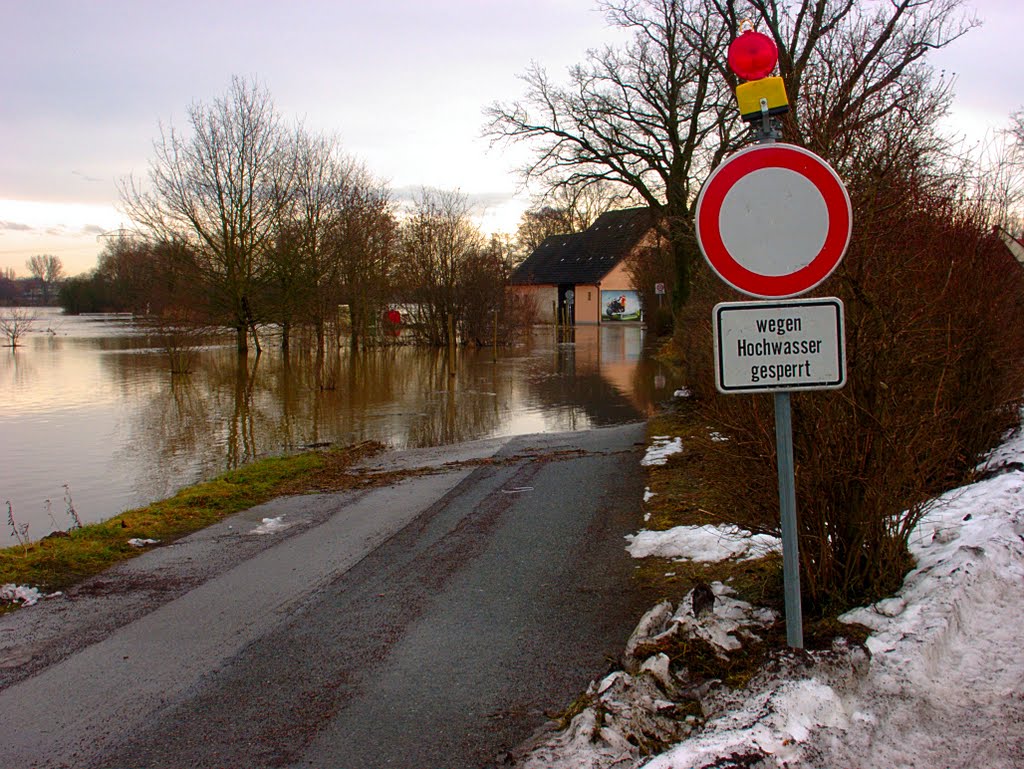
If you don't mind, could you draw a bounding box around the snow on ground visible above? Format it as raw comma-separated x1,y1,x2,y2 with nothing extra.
513,421,1024,768
0,584,59,607
250,516,292,535
626,524,781,562
642,437,683,466
807,468,1024,768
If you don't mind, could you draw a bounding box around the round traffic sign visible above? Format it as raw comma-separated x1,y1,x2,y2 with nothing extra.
695,143,852,298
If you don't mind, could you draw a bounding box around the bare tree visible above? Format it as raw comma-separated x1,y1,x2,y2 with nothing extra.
0,268,18,305
722,0,977,166
963,134,1024,237
486,0,741,308
25,255,64,304
487,0,976,308
264,129,396,353
0,307,38,347
396,189,485,346
265,128,344,353
330,172,396,350
515,181,629,257
121,76,296,353
968,111,1024,236
514,206,575,257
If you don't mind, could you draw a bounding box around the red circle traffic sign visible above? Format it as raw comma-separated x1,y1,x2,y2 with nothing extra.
696,143,852,298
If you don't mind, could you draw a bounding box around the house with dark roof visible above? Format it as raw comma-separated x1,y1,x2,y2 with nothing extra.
509,207,656,325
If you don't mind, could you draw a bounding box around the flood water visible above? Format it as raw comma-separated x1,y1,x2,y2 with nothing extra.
1,308,680,539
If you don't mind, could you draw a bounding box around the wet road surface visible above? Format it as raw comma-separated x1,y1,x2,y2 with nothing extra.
0,424,656,769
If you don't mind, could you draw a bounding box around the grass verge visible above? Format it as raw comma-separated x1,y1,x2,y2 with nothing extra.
0,441,385,599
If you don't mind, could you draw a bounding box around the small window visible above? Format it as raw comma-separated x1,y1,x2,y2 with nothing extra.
588,291,592,301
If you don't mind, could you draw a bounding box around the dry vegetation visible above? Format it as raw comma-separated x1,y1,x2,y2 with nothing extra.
633,399,871,693
665,171,1024,613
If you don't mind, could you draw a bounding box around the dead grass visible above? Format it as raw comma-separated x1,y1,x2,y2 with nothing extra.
634,392,869,687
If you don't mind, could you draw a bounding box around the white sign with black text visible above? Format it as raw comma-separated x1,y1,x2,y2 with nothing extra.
713,298,846,394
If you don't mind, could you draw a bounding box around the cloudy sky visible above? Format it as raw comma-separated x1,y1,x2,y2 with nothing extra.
1,0,1019,277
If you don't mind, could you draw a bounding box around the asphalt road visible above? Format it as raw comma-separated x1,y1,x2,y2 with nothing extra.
0,424,656,769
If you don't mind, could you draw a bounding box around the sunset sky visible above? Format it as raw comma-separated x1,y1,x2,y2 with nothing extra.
2,0,1020,277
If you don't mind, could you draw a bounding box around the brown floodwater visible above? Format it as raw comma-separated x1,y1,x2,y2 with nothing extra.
1,308,680,539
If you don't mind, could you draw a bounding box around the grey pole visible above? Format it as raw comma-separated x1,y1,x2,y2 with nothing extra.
774,391,804,648
753,99,803,648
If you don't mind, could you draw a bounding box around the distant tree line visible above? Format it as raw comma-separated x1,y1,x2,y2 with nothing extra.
60,77,532,354
1,256,65,306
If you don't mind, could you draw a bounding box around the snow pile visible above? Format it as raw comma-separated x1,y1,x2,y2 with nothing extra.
512,584,792,769
622,585,777,662
625,524,781,562
976,413,1024,472
250,516,293,535
510,662,696,769
0,584,53,607
127,538,160,547
512,422,1024,768
810,469,1024,767
670,583,777,654
642,455,1024,767
643,645,866,769
640,437,682,466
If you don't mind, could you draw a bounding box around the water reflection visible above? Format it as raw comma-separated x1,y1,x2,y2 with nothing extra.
1,310,680,537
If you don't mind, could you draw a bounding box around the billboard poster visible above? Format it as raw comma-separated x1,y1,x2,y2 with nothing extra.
601,290,642,321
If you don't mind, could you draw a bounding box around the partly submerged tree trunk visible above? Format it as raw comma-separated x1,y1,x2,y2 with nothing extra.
234,324,248,354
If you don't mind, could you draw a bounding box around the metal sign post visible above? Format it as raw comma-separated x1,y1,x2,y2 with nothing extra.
773,391,802,647
695,32,853,648
712,296,846,643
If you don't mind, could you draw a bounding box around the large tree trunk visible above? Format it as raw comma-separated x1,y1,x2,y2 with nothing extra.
234,324,248,354
669,226,700,312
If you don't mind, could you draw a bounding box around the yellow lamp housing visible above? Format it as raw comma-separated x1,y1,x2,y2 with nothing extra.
736,77,789,122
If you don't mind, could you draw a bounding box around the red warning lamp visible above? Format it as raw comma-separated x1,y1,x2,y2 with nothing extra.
727,29,778,81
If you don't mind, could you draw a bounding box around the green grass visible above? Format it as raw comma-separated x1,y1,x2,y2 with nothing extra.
0,441,384,598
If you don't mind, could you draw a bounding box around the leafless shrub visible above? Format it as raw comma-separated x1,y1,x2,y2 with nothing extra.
139,312,213,374
676,168,1024,612
6,501,30,554
63,485,82,530
0,307,39,348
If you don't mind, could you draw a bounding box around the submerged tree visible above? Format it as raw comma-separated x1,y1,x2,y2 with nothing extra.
121,76,296,353
0,307,38,348
395,189,502,347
